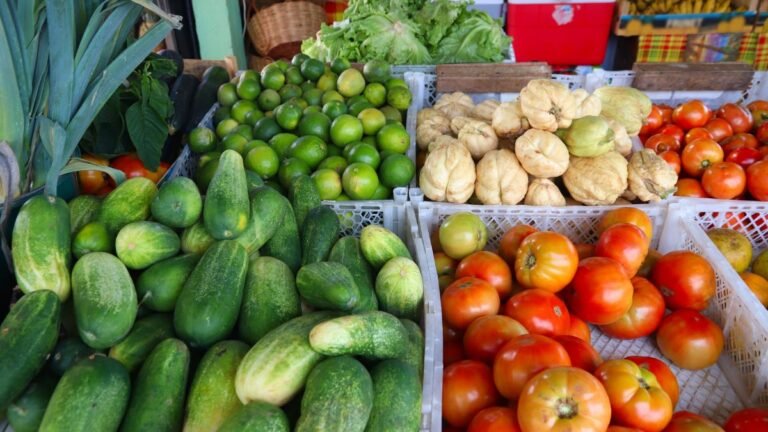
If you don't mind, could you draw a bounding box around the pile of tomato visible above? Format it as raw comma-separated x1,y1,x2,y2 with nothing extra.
78,153,170,195
433,209,768,431
640,100,768,201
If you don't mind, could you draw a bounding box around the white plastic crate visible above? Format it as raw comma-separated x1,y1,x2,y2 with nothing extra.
416,202,755,430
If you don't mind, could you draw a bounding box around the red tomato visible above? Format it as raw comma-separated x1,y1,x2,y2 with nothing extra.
456,251,514,300
674,100,712,130
658,104,674,124
652,250,716,310
567,315,591,343
608,427,644,432
660,150,682,175
663,411,724,432
468,406,521,432
574,242,595,260
760,146,768,159
463,315,528,363
442,277,501,330
553,335,602,373
724,407,768,432
595,223,649,277
705,118,734,142
600,277,665,339
497,224,538,268
443,360,500,427
747,160,768,201
685,127,713,145
111,153,167,183
726,147,761,168
77,154,111,195
702,161,746,199
435,252,458,292
503,289,571,337
717,103,754,133
493,334,571,400
638,249,663,279
675,178,708,198
518,367,611,432
723,133,759,153
626,356,680,408
659,124,685,145
515,231,578,293
748,100,768,112
598,207,654,245
569,257,634,325
656,309,724,370
641,105,665,136
595,359,674,431
681,138,724,178
645,134,681,153
445,338,466,366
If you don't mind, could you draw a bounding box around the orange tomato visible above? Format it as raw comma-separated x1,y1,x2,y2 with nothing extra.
664,411,724,432
641,105,665,136
503,289,571,337
702,161,746,200
705,118,734,142
717,102,754,134
442,277,501,330
652,250,715,311
656,309,724,370
498,224,538,267
626,356,680,408
598,207,654,244
515,231,578,293
600,277,665,340
553,335,603,373
574,243,595,260
645,134,680,153
456,251,514,300
673,100,712,130
493,334,571,400
566,315,591,343
675,178,708,198
595,223,650,277
468,406,521,432
740,272,768,307
78,153,110,195
658,104,674,125
443,360,500,427
684,127,713,145
681,138,724,178
569,257,634,325
747,160,768,201
463,315,528,363
659,150,682,175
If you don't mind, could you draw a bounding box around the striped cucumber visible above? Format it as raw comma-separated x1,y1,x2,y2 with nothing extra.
98,177,157,234
218,402,290,432
136,253,200,312
204,149,250,240
108,313,175,372
329,236,378,312
68,195,101,235
365,359,421,432
309,311,408,359
235,186,287,254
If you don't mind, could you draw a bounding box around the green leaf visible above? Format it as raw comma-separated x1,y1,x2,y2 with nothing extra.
46,0,76,124
125,97,166,171
38,116,68,196
60,157,126,185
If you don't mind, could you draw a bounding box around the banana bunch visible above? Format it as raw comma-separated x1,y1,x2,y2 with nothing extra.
627,0,745,15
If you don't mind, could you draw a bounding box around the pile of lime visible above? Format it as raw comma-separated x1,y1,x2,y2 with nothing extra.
188,55,415,201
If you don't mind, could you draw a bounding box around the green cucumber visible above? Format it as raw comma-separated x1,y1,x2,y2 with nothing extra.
374,257,423,321
98,177,158,234
400,319,424,378
204,149,250,239
108,313,175,372
12,195,71,300
329,236,378,312
260,196,302,273
235,311,338,406
39,356,129,432
136,253,199,312
184,340,248,432
181,220,215,254
6,373,57,432
71,253,138,349
309,311,408,359
169,73,199,134
239,256,301,344
360,225,411,269
185,66,230,131
295,356,373,432
174,240,248,348
120,338,190,432
245,170,265,197
72,221,112,258
68,195,101,235
150,176,202,228
115,221,181,270
0,291,60,412
365,359,422,432
301,206,340,265
48,338,98,377
219,402,290,432
296,262,360,311
289,175,321,227
236,186,287,254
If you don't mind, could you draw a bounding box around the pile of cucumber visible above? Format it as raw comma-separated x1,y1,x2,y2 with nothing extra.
2,149,425,432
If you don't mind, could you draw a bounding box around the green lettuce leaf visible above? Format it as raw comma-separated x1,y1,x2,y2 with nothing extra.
353,12,431,65
415,0,467,49
432,10,510,64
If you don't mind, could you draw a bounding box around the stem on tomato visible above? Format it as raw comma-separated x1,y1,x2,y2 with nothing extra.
556,397,578,419
525,254,536,269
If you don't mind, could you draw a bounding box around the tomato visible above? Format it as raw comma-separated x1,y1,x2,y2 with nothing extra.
747,160,768,201
659,124,685,145
430,228,442,253
675,178,708,198
681,138,724,178
705,118,734,142
725,147,761,168
652,250,716,310
637,249,662,279
645,134,681,153
753,109,768,128
569,257,633,325
77,154,111,195
748,100,768,113
435,252,458,292
493,334,571,400
442,277,501,330
673,100,711,130
722,133,759,154
741,272,768,307
443,360,500,427
656,309,724,370
445,337,466,366
717,102,753,133
758,122,768,145
659,150,682,175
503,289,571,337
626,356,680,408
439,212,488,260
468,406,521,432
702,161,746,199
658,104,674,124
641,105,665,136
595,223,649,277
463,315,528,363
724,407,768,432
553,335,602,373
760,146,768,159
600,277,665,339
663,411,724,432
598,207,654,244
515,231,578,293
685,127,713,145
456,251,514,300
567,315,591,343
608,427,644,432
110,153,168,183
498,224,538,267
595,359,673,431
574,242,595,260
518,366,611,432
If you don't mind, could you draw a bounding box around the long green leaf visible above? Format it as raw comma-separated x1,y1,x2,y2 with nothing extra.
60,158,126,184
38,116,68,196
0,1,31,113
73,1,108,65
0,7,28,184
45,0,76,124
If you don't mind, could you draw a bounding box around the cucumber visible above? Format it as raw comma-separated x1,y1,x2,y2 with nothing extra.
204,149,250,240
98,177,158,234
365,359,422,432
136,253,199,312
39,356,130,432
235,186,287,254
289,175,321,227
115,221,181,270
150,176,202,228
329,236,378,312
186,66,230,131
260,196,302,273
239,256,301,344
309,311,408,359
108,313,175,372
6,373,57,432
168,74,199,135
296,262,360,311
0,291,60,413
48,338,98,377
374,257,423,321
301,206,340,265
360,225,411,269
235,311,338,406
72,221,112,258
181,220,215,254
12,195,71,300
68,195,101,235
71,253,138,349
219,402,290,432
400,319,424,379
184,340,248,432
295,356,373,432
120,338,190,432
174,240,248,348
245,170,265,197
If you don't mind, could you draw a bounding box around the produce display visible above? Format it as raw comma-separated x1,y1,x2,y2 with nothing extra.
3,152,426,431
188,56,415,201
706,226,768,308
626,0,746,14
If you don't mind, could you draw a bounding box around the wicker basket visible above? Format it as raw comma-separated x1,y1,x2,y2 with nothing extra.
247,1,325,59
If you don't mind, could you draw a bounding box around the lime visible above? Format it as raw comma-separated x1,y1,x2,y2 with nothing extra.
261,67,286,91
257,89,281,111
346,95,368,107
347,142,381,169
323,101,348,119
316,72,338,92
217,83,238,107
386,77,408,91
303,106,322,115
377,123,410,154
199,151,221,168
285,66,304,85
243,139,268,155
300,81,316,93
288,97,309,110
363,59,391,84
298,112,331,142
245,170,264,191
216,118,239,138
231,100,258,124
279,158,311,189
322,90,345,105
311,169,343,200
274,59,290,72
232,124,254,140
343,141,363,160
358,108,387,136
363,83,387,107
336,193,351,201
326,144,342,157
269,133,299,159
301,58,325,81
246,145,280,179
361,136,377,147
370,184,391,200
349,100,375,117
289,135,328,169
279,83,302,101
265,111,274,118
274,103,303,131
213,106,231,125
239,70,259,83
194,158,219,193
387,86,412,111
331,58,351,74
379,153,415,188
337,68,366,98
236,79,261,101
253,117,282,141
330,114,364,147
303,88,324,106
244,109,265,127
342,162,380,200
222,133,249,154
380,105,403,123
379,149,396,162
188,127,217,153
73,221,112,258
318,156,348,175
292,53,309,66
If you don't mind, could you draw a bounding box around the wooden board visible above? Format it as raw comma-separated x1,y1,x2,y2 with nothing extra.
435,63,552,93
631,62,754,91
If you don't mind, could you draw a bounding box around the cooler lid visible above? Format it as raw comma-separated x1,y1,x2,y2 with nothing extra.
508,0,615,4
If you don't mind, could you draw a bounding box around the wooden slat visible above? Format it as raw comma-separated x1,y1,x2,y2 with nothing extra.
632,62,754,91
435,63,552,93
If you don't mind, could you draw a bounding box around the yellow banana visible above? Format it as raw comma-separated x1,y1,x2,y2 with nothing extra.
694,0,703,13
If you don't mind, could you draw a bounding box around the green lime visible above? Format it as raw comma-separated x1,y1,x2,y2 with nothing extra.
311,169,342,200
285,66,305,85
292,53,309,66
243,139,268,155
257,89,281,111
330,114,364,147
379,149,397,162
232,124,254,140
269,133,299,159
261,66,286,91
349,100,375,117
217,83,238,107
358,108,387,136
322,90,345,105
342,162,379,200
337,68,366,98
253,117,282,141
222,133,249,154
199,151,221,168
380,105,403,123
231,100,258,124
347,142,381,169
316,72,338,92
336,193,351,201
343,141,362,160
370,183,391,200
194,158,219,192
213,106,231,125
326,144,342,157
246,145,280,179
265,110,273,118
301,58,325,81
216,118,239,138
363,83,387,107
318,156,348,175
274,59,290,72
236,79,261,101
300,81,316,93
289,135,328,169
303,106,322,115
189,127,217,153
323,100,348,119
387,86,412,111
244,109,265,127
386,77,408,91
298,112,331,142
239,70,259,82
361,136,377,147
379,153,415,188
245,170,264,192
303,88,324,106
279,158,311,189
73,221,112,258
346,95,368,107
377,123,410,154
288,97,309,110
279,83,302,101
331,58,351,74
274,103,303,131
363,59,391,84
